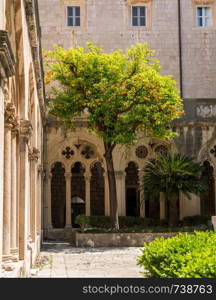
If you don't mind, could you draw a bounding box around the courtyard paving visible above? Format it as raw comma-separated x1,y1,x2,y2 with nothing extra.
32,242,144,278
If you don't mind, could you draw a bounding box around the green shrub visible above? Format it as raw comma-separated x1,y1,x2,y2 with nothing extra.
182,215,211,226
75,215,111,230
137,231,216,278
75,215,160,229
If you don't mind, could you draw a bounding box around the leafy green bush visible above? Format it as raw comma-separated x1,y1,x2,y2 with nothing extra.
182,215,211,226
137,231,216,278
75,215,111,230
75,215,163,229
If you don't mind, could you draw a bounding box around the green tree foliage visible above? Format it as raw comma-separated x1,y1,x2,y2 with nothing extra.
45,43,183,228
137,231,216,278
141,152,206,226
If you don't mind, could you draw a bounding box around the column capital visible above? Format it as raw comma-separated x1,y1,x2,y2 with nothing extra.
19,119,33,143
28,146,40,162
65,172,72,179
4,103,16,129
85,172,91,181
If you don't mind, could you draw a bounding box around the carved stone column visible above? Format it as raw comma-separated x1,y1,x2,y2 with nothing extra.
160,192,166,221
18,119,32,260
10,117,19,261
28,147,40,242
85,173,91,216
65,172,72,228
37,165,43,236
104,172,110,216
46,172,53,230
139,172,145,217
2,104,15,266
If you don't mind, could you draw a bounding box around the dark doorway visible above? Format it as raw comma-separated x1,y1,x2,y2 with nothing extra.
145,194,160,219
200,160,215,215
71,162,86,226
90,162,105,215
125,162,140,217
51,162,66,228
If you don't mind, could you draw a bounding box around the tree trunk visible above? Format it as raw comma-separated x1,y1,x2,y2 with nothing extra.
104,142,119,229
168,194,179,227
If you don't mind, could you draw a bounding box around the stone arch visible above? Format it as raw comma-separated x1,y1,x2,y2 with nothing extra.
125,161,140,217
71,162,86,226
51,162,66,228
200,160,216,216
90,162,105,216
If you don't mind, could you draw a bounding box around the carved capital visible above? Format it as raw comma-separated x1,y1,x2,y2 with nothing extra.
0,30,15,79
4,103,16,129
28,147,40,162
37,164,43,174
64,172,72,179
19,119,33,143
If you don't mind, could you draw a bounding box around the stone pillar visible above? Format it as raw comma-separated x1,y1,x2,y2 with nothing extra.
47,172,53,229
104,172,110,216
139,172,145,217
179,192,184,220
2,104,16,268
2,117,13,263
160,192,166,220
10,119,19,261
37,165,43,236
65,172,72,228
28,147,40,242
0,88,4,274
85,173,91,216
19,120,32,260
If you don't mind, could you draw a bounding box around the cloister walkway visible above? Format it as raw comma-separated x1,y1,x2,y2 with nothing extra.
31,242,143,278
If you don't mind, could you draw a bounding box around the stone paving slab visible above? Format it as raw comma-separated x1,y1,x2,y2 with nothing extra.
32,242,144,278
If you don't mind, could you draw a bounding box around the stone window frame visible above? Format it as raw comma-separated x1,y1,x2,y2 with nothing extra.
126,0,152,31
62,0,87,31
67,6,81,27
131,5,147,27
192,0,216,28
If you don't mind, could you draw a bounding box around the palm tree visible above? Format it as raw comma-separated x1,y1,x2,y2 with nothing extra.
141,152,206,226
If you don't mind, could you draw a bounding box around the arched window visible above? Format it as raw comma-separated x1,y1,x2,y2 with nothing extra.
90,162,105,215
71,162,86,226
51,162,66,228
125,162,140,217
200,160,215,216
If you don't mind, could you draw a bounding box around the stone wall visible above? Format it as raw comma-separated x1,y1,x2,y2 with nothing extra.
38,0,216,97
0,0,45,277
74,232,178,247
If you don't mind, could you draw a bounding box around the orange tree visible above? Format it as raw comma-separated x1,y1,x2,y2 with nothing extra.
45,43,183,229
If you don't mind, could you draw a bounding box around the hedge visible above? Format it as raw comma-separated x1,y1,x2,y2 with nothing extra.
137,231,216,278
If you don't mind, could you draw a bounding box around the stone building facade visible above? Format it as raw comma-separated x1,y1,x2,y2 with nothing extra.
37,0,216,239
1,0,216,276
0,0,45,277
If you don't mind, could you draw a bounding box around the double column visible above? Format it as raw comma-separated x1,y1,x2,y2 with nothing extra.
29,147,40,242
2,103,18,268
65,172,72,228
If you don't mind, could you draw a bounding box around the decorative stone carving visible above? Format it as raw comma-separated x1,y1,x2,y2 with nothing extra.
4,103,16,128
81,146,94,159
19,119,33,142
196,105,216,119
155,145,168,153
37,164,43,174
0,30,15,78
62,147,74,159
28,147,40,162
210,146,216,157
135,145,148,159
